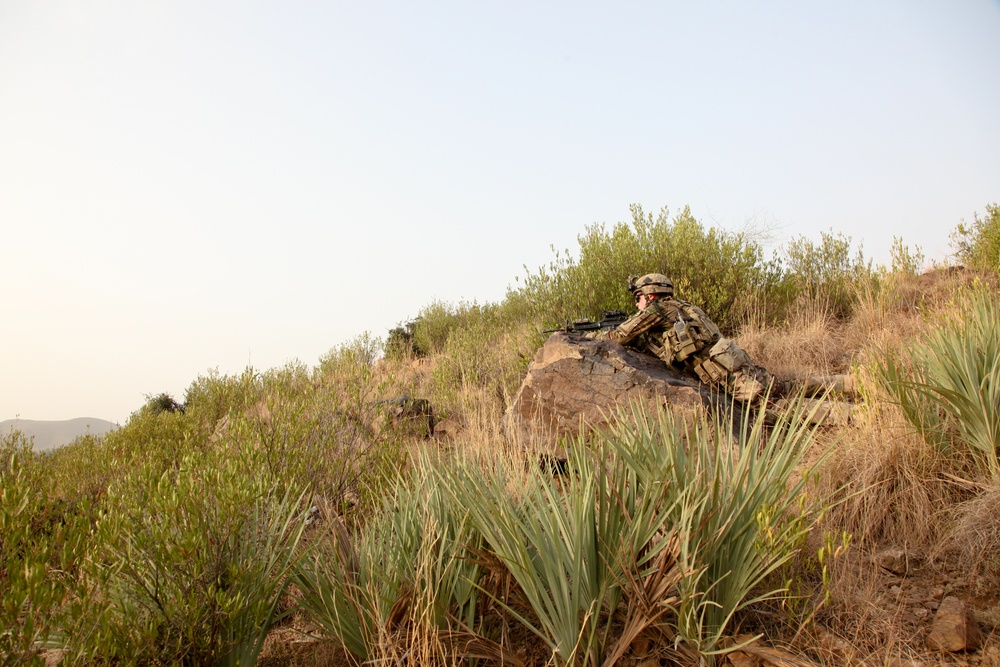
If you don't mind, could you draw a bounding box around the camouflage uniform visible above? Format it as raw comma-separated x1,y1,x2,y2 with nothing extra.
590,297,785,409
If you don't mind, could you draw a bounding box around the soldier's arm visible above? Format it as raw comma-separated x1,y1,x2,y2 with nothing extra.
590,308,666,343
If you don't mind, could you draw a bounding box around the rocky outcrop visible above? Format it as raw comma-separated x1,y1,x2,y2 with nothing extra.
504,333,720,438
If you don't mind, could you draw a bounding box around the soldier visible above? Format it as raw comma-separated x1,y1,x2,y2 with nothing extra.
589,273,791,409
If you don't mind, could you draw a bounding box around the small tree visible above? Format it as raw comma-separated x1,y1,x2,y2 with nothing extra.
143,392,185,415
951,203,1000,272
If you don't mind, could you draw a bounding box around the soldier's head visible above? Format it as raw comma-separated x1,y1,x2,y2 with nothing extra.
628,273,674,308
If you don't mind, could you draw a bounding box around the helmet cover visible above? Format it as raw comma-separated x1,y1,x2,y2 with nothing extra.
629,273,674,297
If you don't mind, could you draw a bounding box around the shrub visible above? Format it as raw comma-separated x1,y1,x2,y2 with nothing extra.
888,236,925,277
512,204,787,332
183,368,264,429
142,392,185,415
1,432,91,666
783,230,877,319
430,317,537,413
69,449,308,665
951,202,1000,272
385,320,422,360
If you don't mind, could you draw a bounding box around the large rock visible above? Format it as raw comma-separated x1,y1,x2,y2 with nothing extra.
504,333,720,438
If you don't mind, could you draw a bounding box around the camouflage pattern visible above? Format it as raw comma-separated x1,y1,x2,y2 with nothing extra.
590,296,786,408
629,273,674,297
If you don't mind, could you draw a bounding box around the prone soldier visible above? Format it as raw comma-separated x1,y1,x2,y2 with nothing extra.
587,273,792,409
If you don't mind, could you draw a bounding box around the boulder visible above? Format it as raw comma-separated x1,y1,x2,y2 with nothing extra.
504,333,720,439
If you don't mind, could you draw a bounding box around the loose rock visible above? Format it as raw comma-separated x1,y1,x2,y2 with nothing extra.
926,596,982,653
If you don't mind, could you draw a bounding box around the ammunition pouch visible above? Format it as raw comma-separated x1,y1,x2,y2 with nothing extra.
707,337,745,372
693,338,747,386
670,319,698,362
694,358,727,384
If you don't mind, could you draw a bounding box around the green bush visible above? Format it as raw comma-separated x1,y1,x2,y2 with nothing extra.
951,202,1000,272
430,316,537,412
385,319,421,360
511,204,787,332
783,229,877,318
69,449,307,666
1,432,91,666
142,392,185,415
183,368,264,430
888,236,925,277
409,300,497,358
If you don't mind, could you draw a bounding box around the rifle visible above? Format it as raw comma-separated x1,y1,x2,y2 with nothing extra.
542,310,629,334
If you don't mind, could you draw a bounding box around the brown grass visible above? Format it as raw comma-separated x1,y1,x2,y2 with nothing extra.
737,304,850,379
936,479,1000,596
819,414,954,551
805,553,927,667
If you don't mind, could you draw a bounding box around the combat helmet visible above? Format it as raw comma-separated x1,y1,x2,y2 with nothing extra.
629,273,674,298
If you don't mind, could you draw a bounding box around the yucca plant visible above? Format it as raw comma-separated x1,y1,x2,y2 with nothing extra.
876,292,1000,477
439,434,685,667
597,398,826,658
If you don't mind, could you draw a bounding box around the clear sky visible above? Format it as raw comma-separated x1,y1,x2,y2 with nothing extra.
2,1,998,424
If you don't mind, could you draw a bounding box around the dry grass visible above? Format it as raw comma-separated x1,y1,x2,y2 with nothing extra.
737,303,850,379
805,553,927,667
936,479,1000,596
739,267,998,383
820,419,954,551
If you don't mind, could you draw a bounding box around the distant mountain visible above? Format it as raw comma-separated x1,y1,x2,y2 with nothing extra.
0,418,119,452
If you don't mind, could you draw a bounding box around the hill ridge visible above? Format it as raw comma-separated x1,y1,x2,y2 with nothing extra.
1,417,119,452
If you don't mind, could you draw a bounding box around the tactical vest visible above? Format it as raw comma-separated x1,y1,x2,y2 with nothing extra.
642,300,752,386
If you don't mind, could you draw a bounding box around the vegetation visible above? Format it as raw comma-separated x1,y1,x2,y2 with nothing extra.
875,290,1000,477
951,202,1000,272
4,202,1000,665
510,204,790,331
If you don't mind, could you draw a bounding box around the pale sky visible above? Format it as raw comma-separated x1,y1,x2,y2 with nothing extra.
2,1,998,423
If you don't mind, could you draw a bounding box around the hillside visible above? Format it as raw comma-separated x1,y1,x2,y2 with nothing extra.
0,417,118,452
4,209,1000,666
